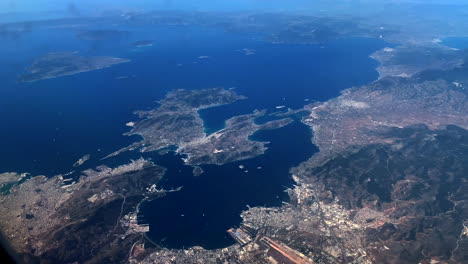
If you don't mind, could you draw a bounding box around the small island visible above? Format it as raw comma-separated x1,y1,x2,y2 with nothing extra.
132,40,154,48
240,48,256,56
192,166,204,177
19,52,130,82
73,154,90,167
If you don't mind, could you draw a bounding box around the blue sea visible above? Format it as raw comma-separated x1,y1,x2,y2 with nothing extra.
441,36,468,49
0,21,386,249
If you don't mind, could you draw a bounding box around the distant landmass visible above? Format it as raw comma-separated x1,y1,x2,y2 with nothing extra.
19,52,130,82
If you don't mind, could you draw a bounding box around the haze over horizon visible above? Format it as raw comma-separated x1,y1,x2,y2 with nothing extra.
2,0,468,20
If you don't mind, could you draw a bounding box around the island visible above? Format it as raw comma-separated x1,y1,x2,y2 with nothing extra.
240,48,256,56
73,154,90,167
132,40,154,48
107,87,293,165
192,166,204,177
19,52,130,82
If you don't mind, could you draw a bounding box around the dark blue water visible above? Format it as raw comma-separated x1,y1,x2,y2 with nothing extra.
140,121,316,249
441,37,468,49
0,21,386,249
0,23,385,175
197,37,385,134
